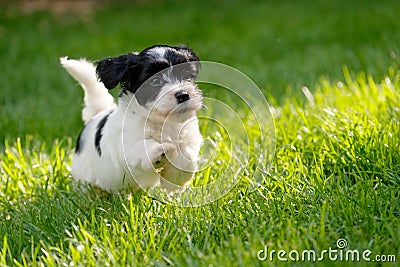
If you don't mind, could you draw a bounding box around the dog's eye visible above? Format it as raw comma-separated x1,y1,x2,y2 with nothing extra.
150,77,162,86
181,70,195,82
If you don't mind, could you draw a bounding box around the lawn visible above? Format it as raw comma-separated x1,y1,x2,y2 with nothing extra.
1,0,399,266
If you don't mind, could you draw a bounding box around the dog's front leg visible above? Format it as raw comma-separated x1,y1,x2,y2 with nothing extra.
126,139,177,171
160,146,198,192
124,139,178,190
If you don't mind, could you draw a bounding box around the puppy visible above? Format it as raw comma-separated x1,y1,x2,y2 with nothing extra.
60,45,203,193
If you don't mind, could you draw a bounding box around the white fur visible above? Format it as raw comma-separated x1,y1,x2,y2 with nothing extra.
61,57,202,193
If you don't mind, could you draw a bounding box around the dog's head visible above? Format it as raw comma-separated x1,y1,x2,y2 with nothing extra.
96,45,202,121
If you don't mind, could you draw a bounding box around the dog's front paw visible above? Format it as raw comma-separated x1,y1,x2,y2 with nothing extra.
152,143,177,169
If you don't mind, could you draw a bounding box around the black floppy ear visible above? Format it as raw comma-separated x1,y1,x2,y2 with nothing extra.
96,53,139,90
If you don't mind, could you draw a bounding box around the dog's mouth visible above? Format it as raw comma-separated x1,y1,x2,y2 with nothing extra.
149,99,201,123
176,99,196,110
161,102,197,123
142,82,202,121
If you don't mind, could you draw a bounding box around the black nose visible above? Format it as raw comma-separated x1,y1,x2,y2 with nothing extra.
175,91,190,103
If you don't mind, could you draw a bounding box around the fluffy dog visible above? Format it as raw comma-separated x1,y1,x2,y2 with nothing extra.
60,45,203,193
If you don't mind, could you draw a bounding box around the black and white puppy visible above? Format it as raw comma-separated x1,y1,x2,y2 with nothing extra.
60,45,203,192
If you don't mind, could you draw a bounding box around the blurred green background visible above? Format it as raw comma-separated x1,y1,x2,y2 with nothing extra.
1,0,399,144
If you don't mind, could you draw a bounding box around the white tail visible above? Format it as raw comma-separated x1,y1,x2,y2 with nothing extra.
60,57,116,124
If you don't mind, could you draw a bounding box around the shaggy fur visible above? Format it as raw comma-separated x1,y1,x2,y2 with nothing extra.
60,45,203,192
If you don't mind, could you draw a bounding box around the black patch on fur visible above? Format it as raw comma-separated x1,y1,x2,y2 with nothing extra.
94,113,110,156
75,128,84,154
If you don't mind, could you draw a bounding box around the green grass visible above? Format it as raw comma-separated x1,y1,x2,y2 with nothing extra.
1,67,399,266
1,0,400,266
1,0,399,143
